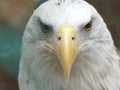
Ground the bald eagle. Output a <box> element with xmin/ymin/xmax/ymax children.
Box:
<box><xmin>18</xmin><ymin>0</ymin><xmax>120</xmax><ymax>90</ymax></box>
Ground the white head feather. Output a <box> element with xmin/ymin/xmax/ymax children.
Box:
<box><xmin>18</xmin><ymin>0</ymin><xmax>120</xmax><ymax>90</ymax></box>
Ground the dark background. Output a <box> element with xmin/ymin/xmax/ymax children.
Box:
<box><xmin>0</xmin><ymin>0</ymin><xmax>120</xmax><ymax>90</ymax></box>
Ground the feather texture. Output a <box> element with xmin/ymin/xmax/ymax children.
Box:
<box><xmin>18</xmin><ymin>0</ymin><xmax>120</xmax><ymax>90</ymax></box>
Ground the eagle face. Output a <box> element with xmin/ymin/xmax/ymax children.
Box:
<box><xmin>18</xmin><ymin>0</ymin><xmax>120</xmax><ymax>90</ymax></box>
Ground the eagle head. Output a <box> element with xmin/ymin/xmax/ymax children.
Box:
<box><xmin>18</xmin><ymin>0</ymin><xmax>120</xmax><ymax>90</ymax></box>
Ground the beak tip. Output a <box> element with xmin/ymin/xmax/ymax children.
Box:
<box><xmin>65</xmin><ymin>75</ymin><xmax>70</xmax><ymax>82</ymax></box>
<box><xmin>64</xmin><ymin>69</ymin><xmax>71</xmax><ymax>82</ymax></box>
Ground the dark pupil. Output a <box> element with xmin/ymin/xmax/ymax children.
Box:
<box><xmin>85</xmin><ymin>22</ymin><xmax>91</xmax><ymax>29</ymax></box>
<box><xmin>43</xmin><ymin>24</ymin><xmax>50</xmax><ymax>31</ymax></box>
<box><xmin>40</xmin><ymin>21</ymin><xmax>51</xmax><ymax>33</ymax></box>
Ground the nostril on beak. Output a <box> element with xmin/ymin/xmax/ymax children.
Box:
<box><xmin>58</xmin><ymin>36</ymin><xmax>75</xmax><ymax>41</ymax></box>
<box><xmin>58</xmin><ymin>36</ymin><xmax>61</xmax><ymax>40</ymax></box>
<box><xmin>72</xmin><ymin>37</ymin><xmax>75</xmax><ymax>40</ymax></box>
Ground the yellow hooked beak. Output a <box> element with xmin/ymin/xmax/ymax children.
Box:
<box><xmin>56</xmin><ymin>25</ymin><xmax>88</xmax><ymax>80</ymax></box>
<box><xmin>43</xmin><ymin>25</ymin><xmax>88</xmax><ymax>81</ymax></box>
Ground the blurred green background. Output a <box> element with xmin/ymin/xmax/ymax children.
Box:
<box><xmin>0</xmin><ymin>0</ymin><xmax>120</xmax><ymax>90</ymax></box>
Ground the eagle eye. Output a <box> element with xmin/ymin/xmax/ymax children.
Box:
<box><xmin>41</xmin><ymin>22</ymin><xmax>52</xmax><ymax>33</ymax></box>
<box><xmin>38</xmin><ymin>19</ymin><xmax>52</xmax><ymax>34</ymax></box>
<box><xmin>83</xmin><ymin>20</ymin><xmax>92</xmax><ymax>31</ymax></box>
